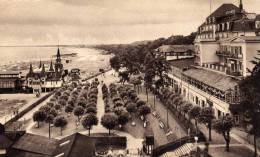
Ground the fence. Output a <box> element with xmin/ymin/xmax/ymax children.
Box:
<box><xmin>4</xmin><ymin>92</ymin><xmax>54</xmax><ymax>127</ymax></box>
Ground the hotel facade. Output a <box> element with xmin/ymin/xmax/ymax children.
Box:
<box><xmin>166</xmin><ymin>1</ymin><xmax>260</xmax><ymax>123</ymax></box>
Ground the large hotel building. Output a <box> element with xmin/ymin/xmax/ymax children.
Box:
<box><xmin>167</xmin><ymin>0</ymin><xmax>260</xmax><ymax>123</ymax></box>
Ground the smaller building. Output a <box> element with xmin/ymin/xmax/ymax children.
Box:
<box><xmin>26</xmin><ymin>48</ymin><xmax>64</xmax><ymax>93</ymax></box>
<box><xmin>0</xmin><ymin>72</ymin><xmax>22</xmax><ymax>93</ymax></box>
<box><xmin>156</xmin><ymin>45</ymin><xmax>194</xmax><ymax>61</ymax></box>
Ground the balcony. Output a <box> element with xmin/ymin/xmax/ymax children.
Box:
<box><xmin>226</xmin><ymin>69</ymin><xmax>243</xmax><ymax>76</ymax></box>
<box><xmin>202</xmin><ymin>63</ymin><xmax>227</xmax><ymax>73</ymax></box>
<box><xmin>202</xmin><ymin>63</ymin><xmax>243</xmax><ymax>77</ymax></box>
<box><xmin>216</xmin><ymin>51</ymin><xmax>243</xmax><ymax>59</ymax></box>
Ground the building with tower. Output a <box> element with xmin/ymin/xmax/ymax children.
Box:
<box><xmin>26</xmin><ymin>47</ymin><xmax>64</xmax><ymax>93</ymax></box>
<box><xmin>166</xmin><ymin>0</ymin><xmax>260</xmax><ymax>123</ymax></box>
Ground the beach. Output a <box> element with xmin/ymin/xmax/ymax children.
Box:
<box><xmin>0</xmin><ymin>47</ymin><xmax>112</xmax><ymax>122</ymax></box>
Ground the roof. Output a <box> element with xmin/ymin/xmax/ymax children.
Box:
<box><xmin>54</xmin><ymin>133</ymin><xmax>95</xmax><ymax>157</ymax></box>
<box><xmin>237</xmin><ymin>36</ymin><xmax>260</xmax><ymax>42</ymax></box>
<box><xmin>169</xmin><ymin>58</ymin><xmax>195</xmax><ymax>69</ymax></box>
<box><xmin>0</xmin><ymin>71</ymin><xmax>20</xmax><ymax>75</ymax></box>
<box><xmin>183</xmin><ymin>67</ymin><xmax>238</xmax><ymax>92</ymax></box>
<box><xmin>157</xmin><ymin>45</ymin><xmax>194</xmax><ymax>53</ymax></box>
<box><xmin>0</xmin><ymin>135</ymin><xmax>13</xmax><ymax>149</ymax></box>
<box><xmin>0</xmin><ymin>131</ymin><xmax>25</xmax><ymax>149</ymax></box>
<box><xmin>7</xmin><ymin>149</ymin><xmax>51</xmax><ymax>157</ymax></box>
<box><xmin>230</xmin><ymin>19</ymin><xmax>256</xmax><ymax>32</ymax></box>
<box><xmin>12</xmin><ymin>133</ymin><xmax>58</xmax><ymax>156</ymax></box>
<box><xmin>208</xmin><ymin>4</ymin><xmax>240</xmax><ymax>18</ymax></box>
<box><xmin>256</xmin><ymin>14</ymin><xmax>260</xmax><ymax>20</ymax></box>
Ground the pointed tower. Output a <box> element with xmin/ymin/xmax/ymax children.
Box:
<box><xmin>55</xmin><ymin>47</ymin><xmax>63</xmax><ymax>72</ymax></box>
<box><xmin>239</xmin><ymin>0</ymin><xmax>243</xmax><ymax>12</ymax></box>
<box><xmin>41</xmin><ymin>64</ymin><xmax>45</xmax><ymax>74</ymax></box>
<box><xmin>39</xmin><ymin>60</ymin><xmax>42</xmax><ymax>69</ymax></box>
<box><xmin>56</xmin><ymin>47</ymin><xmax>61</xmax><ymax>63</ymax></box>
<box><xmin>29</xmin><ymin>63</ymin><xmax>33</xmax><ymax>74</ymax></box>
<box><xmin>49</xmin><ymin>60</ymin><xmax>54</xmax><ymax>72</ymax></box>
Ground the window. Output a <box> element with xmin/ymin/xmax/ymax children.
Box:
<box><xmin>256</xmin><ymin>21</ymin><xmax>260</xmax><ymax>29</ymax></box>
<box><xmin>195</xmin><ymin>96</ymin><xmax>199</xmax><ymax>105</ymax></box>
<box><xmin>201</xmin><ymin>100</ymin><xmax>205</xmax><ymax>108</ymax></box>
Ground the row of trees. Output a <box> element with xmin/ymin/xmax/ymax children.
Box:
<box><xmin>160</xmin><ymin>88</ymin><xmax>234</xmax><ymax>152</ymax></box>
<box><xmin>33</xmin><ymin>80</ymin><xmax>100</xmax><ymax>137</ymax></box>
<box><xmin>100</xmin><ymin>83</ymin><xmax>151</xmax><ymax>135</ymax></box>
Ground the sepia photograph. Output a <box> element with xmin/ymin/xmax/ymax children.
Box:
<box><xmin>0</xmin><ymin>0</ymin><xmax>260</xmax><ymax>156</ymax></box>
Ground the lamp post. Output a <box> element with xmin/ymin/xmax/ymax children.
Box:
<box><xmin>194</xmin><ymin>136</ymin><xmax>199</xmax><ymax>153</ymax></box>
<box><xmin>152</xmin><ymin>84</ymin><xmax>156</xmax><ymax>109</ymax></box>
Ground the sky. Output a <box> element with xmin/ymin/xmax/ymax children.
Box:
<box><xmin>0</xmin><ymin>0</ymin><xmax>259</xmax><ymax>45</ymax></box>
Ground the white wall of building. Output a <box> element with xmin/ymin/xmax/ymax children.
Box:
<box><xmin>198</xmin><ymin>42</ymin><xmax>219</xmax><ymax>64</ymax></box>
<box><xmin>168</xmin><ymin>73</ymin><xmax>230</xmax><ymax>119</ymax></box>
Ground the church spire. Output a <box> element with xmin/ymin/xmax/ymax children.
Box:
<box><xmin>29</xmin><ymin>63</ymin><xmax>33</xmax><ymax>74</ymax></box>
<box><xmin>49</xmin><ymin>60</ymin><xmax>54</xmax><ymax>71</ymax></box>
<box><xmin>41</xmin><ymin>64</ymin><xmax>45</xmax><ymax>73</ymax></box>
<box><xmin>56</xmin><ymin>46</ymin><xmax>61</xmax><ymax>63</ymax></box>
<box><xmin>239</xmin><ymin>0</ymin><xmax>243</xmax><ymax>12</ymax></box>
<box><xmin>39</xmin><ymin>60</ymin><xmax>42</xmax><ymax>69</ymax></box>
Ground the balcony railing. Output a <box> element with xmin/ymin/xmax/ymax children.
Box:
<box><xmin>216</xmin><ymin>51</ymin><xmax>243</xmax><ymax>59</ymax></box>
<box><xmin>202</xmin><ymin>63</ymin><xmax>243</xmax><ymax>77</ymax></box>
<box><xmin>202</xmin><ymin>63</ymin><xmax>227</xmax><ymax>73</ymax></box>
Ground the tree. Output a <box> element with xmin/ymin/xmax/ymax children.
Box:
<box><xmin>65</xmin><ymin>105</ymin><xmax>74</xmax><ymax>115</ymax></box>
<box><xmin>45</xmin><ymin>114</ymin><xmax>54</xmax><ymax>138</ymax></box>
<box><xmin>110</xmin><ymin>55</ymin><xmax>121</xmax><ymax>71</ymax></box>
<box><xmin>49</xmin><ymin>109</ymin><xmax>58</xmax><ymax>117</ymax></box>
<box><xmin>54</xmin><ymin>104</ymin><xmax>61</xmax><ymax>111</ymax></box>
<box><xmin>54</xmin><ymin>116</ymin><xmax>68</xmax><ymax>136</ymax></box>
<box><xmin>73</xmin><ymin>106</ymin><xmax>84</xmax><ymax>121</ymax></box>
<box><xmin>136</xmin><ymin>100</ymin><xmax>146</xmax><ymax>108</ymax></box>
<box><xmin>239</xmin><ymin>52</ymin><xmax>260</xmax><ymax>157</ymax></box>
<box><xmin>81</xmin><ymin>114</ymin><xmax>98</xmax><ymax>136</ymax></box>
<box><xmin>77</xmin><ymin>101</ymin><xmax>87</xmax><ymax>108</ymax></box>
<box><xmin>58</xmin><ymin>99</ymin><xmax>67</xmax><ymax>107</ymax></box>
<box><xmin>213</xmin><ymin>115</ymin><xmax>234</xmax><ymax>152</ymax></box>
<box><xmin>101</xmin><ymin>113</ymin><xmax>118</xmax><ymax>135</ymax></box>
<box><xmin>189</xmin><ymin>106</ymin><xmax>201</xmax><ymax>134</ymax></box>
<box><xmin>33</xmin><ymin>110</ymin><xmax>47</xmax><ymax>128</ymax></box>
<box><xmin>126</xmin><ymin>102</ymin><xmax>137</xmax><ymax>118</ymax></box>
<box><xmin>199</xmin><ymin>107</ymin><xmax>215</xmax><ymax>141</ymax></box>
<box><xmin>138</xmin><ymin>105</ymin><xmax>151</xmax><ymax>120</ymax></box>
<box><xmin>39</xmin><ymin>105</ymin><xmax>51</xmax><ymax>113</ymax></box>
<box><xmin>117</xmin><ymin>111</ymin><xmax>129</xmax><ymax>128</ymax></box>
<box><xmin>118</xmin><ymin>71</ymin><xmax>130</xmax><ymax>84</ymax></box>
<box><xmin>85</xmin><ymin>106</ymin><xmax>97</xmax><ymax>114</ymax></box>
